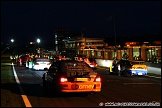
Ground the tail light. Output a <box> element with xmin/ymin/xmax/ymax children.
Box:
<box><xmin>90</xmin><ymin>63</ymin><xmax>93</xmax><ymax>65</ymax></box>
<box><xmin>90</xmin><ymin>62</ymin><xmax>97</xmax><ymax>67</ymax></box>
<box><xmin>95</xmin><ymin>76</ymin><xmax>101</xmax><ymax>82</ymax></box>
<box><xmin>47</xmin><ymin>62</ymin><xmax>51</xmax><ymax>65</ymax></box>
<box><xmin>60</xmin><ymin>77</ymin><xmax>68</xmax><ymax>82</ymax></box>
<box><xmin>35</xmin><ymin>63</ymin><xmax>39</xmax><ymax>65</ymax></box>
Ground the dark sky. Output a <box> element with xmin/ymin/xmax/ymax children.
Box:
<box><xmin>1</xmin><ymin>1</ymin><xmax>161</xmax><ymax>44</ymax></box>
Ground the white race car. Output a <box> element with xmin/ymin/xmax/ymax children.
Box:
<box><xmin>28</xmin><ymin>58</ymin><xmax>51</xmax><ymax>70</ymax></box>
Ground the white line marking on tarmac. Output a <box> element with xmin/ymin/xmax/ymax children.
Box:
<box><xmin>12</xmin><ymin>64</ymin><xmax>32</xmax><ymax>107</ymax></box>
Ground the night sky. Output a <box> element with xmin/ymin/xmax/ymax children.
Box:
<box><xmin>1</xmin><ymin>1</ymin><xmax>161</xmax><ymax>44</ymax></box>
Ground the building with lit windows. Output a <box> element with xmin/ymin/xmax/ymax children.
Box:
<box><xmin>125</xmin><ymin>41</ymin><xmax>161</xmax><ymax>61</ymax></box>
<box><xmin>62</xmin><ymin>37</ymin><xmax>106</xmax><ymax>58</ymax></box>
<box><xmin>62</xmin><ymin>37</ymin><xmax>161</xmax><ymax>62</ymax></box>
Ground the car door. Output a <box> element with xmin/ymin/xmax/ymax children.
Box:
<box><xmin>46</xmin><ymin>63</ymin><xmax>58</xmax><ymax>84</ymax></box>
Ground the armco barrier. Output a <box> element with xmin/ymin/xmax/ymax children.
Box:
<box><xmin>95</xmin><ymin>59</ymin><xmax>161</xmax><ymax>75</ymax></box>
<box><xmin>95</xmin><ymin>59</ymin><xmax>113</xmax><ymax>67</ymax></box>
<box><xmin>145</xmin><ymin>62</ymin><xmax>161</xmax><ymax>68</ymax></box>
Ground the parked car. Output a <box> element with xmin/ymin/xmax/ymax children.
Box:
<box><xmin>130</xmin><ymin>60</ymin><xmax>147</xmax><ymax>76</ymax></box>
<box><xmin>108</xmin><ymin>59</ymin><xmax>132</xmax><ymax>76</ymax></box>
<box><xmin>18</xmin><ymin>54</ymin><xmax>29</xmax><ymax>66</ymax></box>
<box><xmin>28</xmin><ymin>58</ymin><xmax>51</xmax><ymax>70</ymax></box>
<box><xmin>116</xmin><ymin>59</ymin><xmax>133</xmax><ymax>76</ymax></box>
<box><xmin>84</xmin><ymin>58</ymin><xmax>98</xmax><ymax>70</ymax></box>
<box><xmin>42</xmin><ymin>60</ymin><xmax>102</xmax><ymax>96</ymax></box>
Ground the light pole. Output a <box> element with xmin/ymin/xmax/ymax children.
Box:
<box><xmin>113</xmin><ymin>16</ymin><xmax>117</xmax><ymax>59</ymax></box>
<box><xmin>37</xmin><ymin>38</ymin><xmax>40</xmax><ymax>48</ymax></box>
<box><xmin>113</xmin><ymin>17</ymin><xmax>116</xmax><ymax>49</ymax></box>
<box><xmin>10</xmin><ymin>38</ymin><xmax>15</xmax><ymax>63</ymax></box>
<box><xmin>36</xmin><ymin>38</ymin><xmax>41</xmax><ymax>56</ymax></box>
<box><xmin>11</xmin><ymin>39</ymin><xmax>15</xmax><ymax>54</ymax></box>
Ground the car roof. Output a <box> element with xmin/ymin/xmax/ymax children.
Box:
<box><xmin>55</xmin><ymin>60</ymin><xmax>85</xmax><ymax>63</ymax></box>
<box><xmin>35</xmin><ymin>58</ymin><xmax>49</xmax><ymax>61</ymax></box>
<box><xmin>131</xmin><ymin>60</ymin><xmax>145</xmax><ymax>62</ymax></box>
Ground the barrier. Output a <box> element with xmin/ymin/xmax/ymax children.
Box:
<box><xmin>95</xmin><ymin>59</ymin><xmax>161</xmax><ymax>75</ymax></box>
<box><xmin>95</xmin><ymin>59</ymin><xmax>113</xmax><ymax>67</ymax></box>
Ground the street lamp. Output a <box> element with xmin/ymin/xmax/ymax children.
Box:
<box><xmin>10</xmin><ymin>38</ymin><xmax>15</xmax><ymax>50</ymax></box>
<box><xmin>10</xmin><ymin>39</ymin><xmax>15</xmax><ymax>61</ymax></box>
<box><xmin>11</xmin><ymin>39</ymin><xmax>14</xmax><ymax>43</ymax></box>
<box><xmin>37</xmin><ymin>38</ymin><xmax>40</xmax><ymax>48</ymax></box>
<box><xmin>113</xmin><ymin>17</ymin><xmax>116</xmax><ymax>49</ymax></box>
<box><xmin>36</xmin><ymin>38</ymin><xmax>41</xmax><ymax>56</ymax></box>
<box><xmin>11</xmin><ymin>38</ymin><xmax>14</xmax><ymax>51</ymax></box>
<box><xmin>113</xmin><ymin>16</ymin><xmax>117</xmax><ymax>59</ymax></box>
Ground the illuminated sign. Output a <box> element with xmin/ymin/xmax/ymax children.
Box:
<box><xmin>125</xmin><ymin>42</ymin><xmax>137</xmax><ymax>45</ymax></box>
<box><xmin>154</xmin><ymin>41</ymin><xmax>161</xmax><ymax>44</ymax></box>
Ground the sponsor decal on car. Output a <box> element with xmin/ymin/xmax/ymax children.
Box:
<box><xmin>78</xmin><ymin>84</ymin><xmax>94</xmax><ymax>90</ymax></box>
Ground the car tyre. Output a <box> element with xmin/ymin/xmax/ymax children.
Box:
<box><xmin>43</xmin><ymin>78</ymin><xmax>47</xmax><ymax>90</ymax></box>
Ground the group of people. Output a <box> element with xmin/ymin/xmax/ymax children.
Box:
<box><xmin>112</xmin><ymin>57</ymin><xmax>132</xmax><ymax>76</ymax></box>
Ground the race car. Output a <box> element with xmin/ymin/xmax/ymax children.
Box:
<box><xmin>28</xmin><ymin>58</ymin><xmax>51</xmax><ymax>70</ymax></box>
<box><xmin>83</xmin><ymin>58</ymin><xmax>98</xmax><ymax>70</ymax></box>
<box><xmin>108</xmin><ymin>59</ymin><xmax>133</xmax><ymax>76</ymax></box>
<box><xmin>42</xmin><ymin>60</ymin><xmax>102</xmax><ymax>96</ymax></box>
<box><xmin>18</xmin><ymin>54</ymin><xmax>30</xmax><ymax>66</ymax></box>
<box><xmin>129</xmin><ymin>60</ymin><xmax>147</xmax><ymax>76</ymax></box>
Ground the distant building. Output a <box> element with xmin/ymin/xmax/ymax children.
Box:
<box><xmin>125</xmin><ymin>41</ymin><xmax>161</xmax><ymax>61</ymax></box>
<box><xmin>54</xmin><ymin>28</ymin><xmax>73</xmax><ymax>54</ymax></box>
<box><xmin>54</xmin><ymin>28</ymin><xmax>84</xmax><ymax>55</ymax></box>
<box><xmin>62</xmin><ymin>37</ymin><xmax>106</xmax><ymax>58</ymax></box>
<box><xmin>62</xmin><ymin>37</ymin><xmax>161</xmax><ymax>61</ymax></box>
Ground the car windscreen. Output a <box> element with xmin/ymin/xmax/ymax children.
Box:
<box><xmin>36</xmin><ymin>59</ymin><xmax>49</xmax><ymax>62</ymax></box>
<box><xmin>62</xmin><ymin>62</ymin><xmax>94</xmax><ymax>77</ymax></box>
<box><xmin>88</xmin><ymin>58</ymin><xmax>95</xmax><ymax>62</ymax></box>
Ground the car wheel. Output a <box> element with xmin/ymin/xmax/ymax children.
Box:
<box><xmin>125</xmin><ymin>71</ymin><xmax>129</xmax><ymax>77</ymax></box>
<box><xmin>43</xmin><ymin>79</ymin><xmax>50</xmax><ymax>96</ymax></box>
<box><xmin>117</xmin><ymin>70</ymin><xmax>121</xmax><ymax>76</ymax></box>
<box><xmin>43</xmin><ymin>79</ymin><xmax>47</xmax><ymax>90</ymax></box>
<box><xmin>123</xmin><ymin>70</ymin><xmax>128</xmax><ymax>77</ymax></box>
<box><xmin>107</xmin><ymin>67</ymin><xmax>110</xmax><ymax>74</ymax></box>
